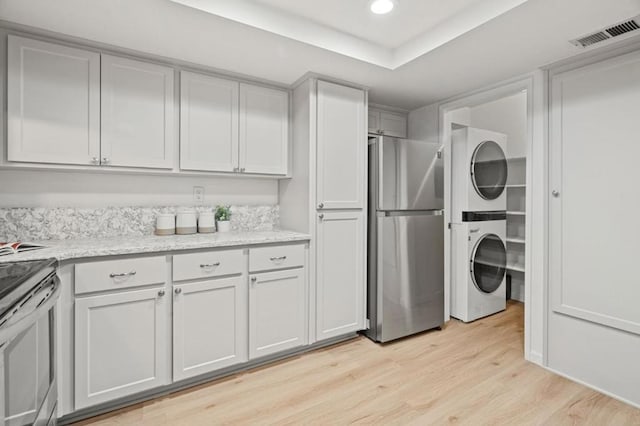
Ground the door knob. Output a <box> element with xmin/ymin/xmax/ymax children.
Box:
<box><xmin>552</xmin><ymin>190</ymin><xmax>560</xmax><ymax>198</ymax></box>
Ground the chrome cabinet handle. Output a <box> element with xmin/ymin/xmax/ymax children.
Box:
<box><xmin>251</xmin><ymin>277</ymin><xmax>257</xmax><ymax>283</ymax></box>
<box><xmin>91</xmin><ymin>157</ymin><xmax>99</xmax><ymax>165</ymax></box>
<box><xmin>102</xmin><ymin>157</ymin><xmax>110</xmax><ymax>164</ymax></box>
<box><xmin>318</xmin><ymin>203</ymin><xmax>324</xmax><ymax>209</ymax></box>
<box><xmin>470</xmin><ymin>228</ymin><xmax>480</xmax><ymax>233</ymax></box>
<box><xmin>158</xmin><ymin>290</ymin><xmax>165</xmax><ymax>297</ymax></box>
<box><xmin>110</xmin><ymin>271</ymin><xmax>136</xmax><ymax>278</ymax></box>
<box><xmin>240</xmin><ymin>167</ymin><xmax>245</xmax><ymax>172</ymax></box>
<box><xmin>233</xmin><ymin>167</ymin><xmax>238</xmax><ymax>172</ymax></box>
<box><xmin>174</xmin><ymin>288</ymin><xmax>182</xmax><ymax>294</ymax></box>
<box><xmin>552</xmin><ymin>190</ymin><xmax>560</xmax><ymax>197</ymax></box>
<box><xmin>200</xmin><ymin>262</ymin><xmax>221</xmax><ymax>268</ymax></box>
<box><xmin>319</xmin><ymin>213</ymin><xmax>324</xmax><ymax>220</ymax></box>
<box><xmin>270</xmin><ymin>256</ymin><xmax>287</xmax><ymax>262</ymax></box>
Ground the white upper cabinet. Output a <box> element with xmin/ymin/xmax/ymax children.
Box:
<box><xmin>101</xmin><ymin>54</ymin><xmax>174</xmax><ymax>169</ymax></box>
<box><xmin>239</xmin><ymin>83</ymin><xmax>289</xmax><ymax>175</ymax></box>
<box><xmin>7</xmin><ymin>35</ymin><xmax>100</xmax><ymax>165</ymax></box>
<box><xmin>316</xmin><ymin>81</ymin><xmax>366</xmax><ymax>209</ymax></box>
<box><xmin>379</xmin><ymin>111</ymin><xmax>407</xmax><ymax>138</ymax></box>
<box><xmin>368</xmin><ymin>108</ymin><xmax>407</xmax><ymax>138</ymax></box>
<box><xmin>180</xmin><ymin>71</ymin><xmax>239</xmax><ymax>172</ymax></box>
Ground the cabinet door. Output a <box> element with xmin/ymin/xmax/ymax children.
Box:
<box><xmin>239</xmin><ymin>83</ymin><xmax>289</xmax><ymax>175</ymax></box>
<box><xmin>316</xmin><ymin>81</ymin><xmax>365</xmax><ymax>209</ymax></box>
<box><xmin>3</xmin><ymin>315</ymin><xmax>50</xmax><ymax>426</ymax></box>
<box><xmin>368</xmin><ymin>109</ymin><xmax>381</xmax><ymax>134</ymax></box>
<box><xmin>7</xmin><ymin>35</ymin><xmax>100</xmax><ymax>165</ymax></box>
<box><xmin>249</xmin><ymin>269</ymin><xmax>306</xmax><ymax>359</ymax></box>
<box><xmin>316</xmin><ymin>211</ymin><xmax>365</xmax><ymax>340</ymax></box>
<box><xmin>180</xmin><ymin>71</ymin><xmax>239</xmax><ymax>172</ymax></box>
<box><xmin>75</xmin><ymin>287</ymin><xmax>169</xmax><ymax>409</ymax></box>
<box><xmin>380</xmin><ymin>111</ymin><xmax>407</xmax><ymax>138</ymax></box>
<box><xmin>101</xmin><ymin>55</ymin><xmax>174</xmax><ymax>169</ymax></box>
<box><xmin>173</xmin><ymin>276</ymin><xmax>247</xmax><ymax>381</ymax></box>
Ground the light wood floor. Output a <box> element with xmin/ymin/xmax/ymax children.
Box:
<box><xmin>75</xmin><ymin>302</ymin><xmax>639</xmax><ymax>425</ymax></box>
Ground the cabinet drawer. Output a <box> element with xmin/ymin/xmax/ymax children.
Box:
<box><xmin>75</xmin><ymin>256</ymin><xmax>166</xmax><ymax>295</ymax></box>
<box><xmin>249</xmin><ymin>244</ymin><xmax>305</xmax><ymax>272</ymax></box>
<box><xmin>173</xmin><ymin>249</ymin><xmax>244</xmax><ymax>282</ymax></box>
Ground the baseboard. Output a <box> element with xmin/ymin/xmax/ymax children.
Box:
<box><xmin>544</xmin><ymin>366</ymin><xmax>640</xmax><ymax>410</ymax></box>
<box><xmin>525</xmin><ymin>350</ymin><xmax>543</xmax><ymax>365</ymax></box>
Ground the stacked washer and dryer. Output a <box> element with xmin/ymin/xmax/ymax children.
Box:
<box><xmin>451</xmin><ymin>127</ymin><xmax>509</xmax><ymax>322</ymax></box>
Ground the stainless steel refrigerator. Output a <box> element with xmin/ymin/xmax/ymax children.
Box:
<box><xmin>366</xmin><ymin>135</ymin><xmax>445</xmax><ymax>342</ymax></box>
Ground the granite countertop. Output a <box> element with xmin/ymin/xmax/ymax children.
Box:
<box><xmin>0</xmin><ymin>230</ymin><xmax>310</xmax><ymax>264</ymax></box>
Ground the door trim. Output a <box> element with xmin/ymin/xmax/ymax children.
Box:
<box><xmin>438</xmin><ymin>72</ymin><xmax>543</xmax><ymax>365</ymax></box>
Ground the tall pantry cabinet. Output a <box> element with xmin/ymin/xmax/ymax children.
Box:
<box><xmin>279</xmin><ymin>78</ymin><xmax>367</xmax><ymax>344</ymax></box>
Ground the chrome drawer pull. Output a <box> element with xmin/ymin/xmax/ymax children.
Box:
<box><xmin>200</xmin><ymin>262</ymin><xmax>221</xmax><ymax>268</ymax></box>
<box><xmin>270</xmin><ymin>256</ymin><xmax>287</xmax><ymax>262</ymax></box>
<box><xmin>109</xmin><ymin>271</ymin><xmax>137</xmax><ymax>278</ymax></box>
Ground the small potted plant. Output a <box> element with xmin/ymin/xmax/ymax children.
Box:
<box><xmin>215</xmin><ymin>205</ymin><xmax>232</xmax><ymax>233</ymax></box>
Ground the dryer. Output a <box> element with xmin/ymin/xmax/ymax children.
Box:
<box><xmin>451</xmin><ymin>212</ymin><xmax>507</xmax><ymax>322</ymax></box>
<box><xmin>451</xmin><ymin>127</ymin><xmax>508</xmax><ymax>221</ymax></box>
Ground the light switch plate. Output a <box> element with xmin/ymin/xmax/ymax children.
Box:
<box><xmin>193</xmin><ymin>186</ymin><xmax>204</xmax><ymax>203</ymax></box>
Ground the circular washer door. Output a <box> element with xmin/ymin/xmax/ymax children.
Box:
<box><xmin>470</xmin><ymin>140</ymin><xmax>508</xmax><ymax>200</ymax></box>
<box><xmin>470</xmin><ymin>233</ymin><xmax>506</xmax><ymax>294</ymax></box>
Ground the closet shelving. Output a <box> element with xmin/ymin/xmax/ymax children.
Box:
<box><xmin>506</xmin><ymin>156</ymin><xmax>526</xmax><ymax>302</ymax></box>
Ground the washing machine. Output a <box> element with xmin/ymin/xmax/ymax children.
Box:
<box><xmin>451</xmin><ymin>127</ymin><xmax>508</xmax><ymax>221</ymax></box>
<box><xmin>451</xmin><ymin>212</ymin><xmax>507</xmax><ymax>322</ymax></box>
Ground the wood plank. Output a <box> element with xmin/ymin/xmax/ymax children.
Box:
<box><xmin>73</xmin><ymin>302</ymin><xmax>639</xmax><ymax>425</ymax></box>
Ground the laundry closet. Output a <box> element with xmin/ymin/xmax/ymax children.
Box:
<box><xmin>449</xmin><ymin>91</ymin><xmax>528</xmax><ymax>322</ymax></box>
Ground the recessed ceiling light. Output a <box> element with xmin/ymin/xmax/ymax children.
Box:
<box><xmin>370</xmin><ymin>0</ymin><xmax>394</xmax><ymax>15</ymax></box>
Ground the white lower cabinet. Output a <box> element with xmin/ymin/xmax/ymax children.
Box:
<box><xmin>316</xmin><ymin>211</ymin><xmax>365</xmax><ymax>341</ymax></box>
<box><xmin>173</xmin><ymin>276</ymin><xmax>247</xmax><ymax>381</ymax></box>
<box><xmin>69</xmin><ymin>243</ymin><xmax>309</xmax><ymax>414</ymax></box>
<box><xmin>74</xmin><ymin>287</ymin><xmax>169</xmax><ymax>410</ymax></box>
<box><xmin>249</xmin><ymin>268</ymin><xmax>306</xmax><ymax>359</ymax></box>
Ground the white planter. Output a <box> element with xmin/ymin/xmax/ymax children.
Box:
<box><xmin>216</xmin><ymin>220</ymin><xmax>231</xmax><ymax>233</ymax></box>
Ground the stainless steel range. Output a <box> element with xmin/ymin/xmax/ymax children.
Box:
<box><xmin>0</xmin><ymin>258</ymin><xmax>60</xmax><ymax>426</ymax></box>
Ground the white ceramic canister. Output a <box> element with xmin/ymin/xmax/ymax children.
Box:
<box><xmin>216</xmin><ymin>220</ymin><xmax>231</xmax><ymax>233</ymax></box>
<box><xmin>155</xmin><ymin>213</ymin><xmax>175</xmax><ymax>236</ymax></box>
<box><xmin>198</xmin><ymin>212</ymin><xmax>215</xmax><ymax>233</ymax></box>
<box><xmin>176</xmin><ymin>209</ymin><xmax>197</xmax><ymax>235</ymax></box>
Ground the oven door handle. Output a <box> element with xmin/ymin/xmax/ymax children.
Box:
<box><xmin>0</xmin><ymin>275</ymin><xmax>61</xmax><ymax>345</ymax></box>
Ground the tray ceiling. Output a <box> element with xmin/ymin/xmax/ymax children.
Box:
<box><xmin>169</xmin><ymin>0</ymin><xmax>529</xmax><ymax>68</ymax></box>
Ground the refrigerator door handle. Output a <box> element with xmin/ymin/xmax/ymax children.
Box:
<box><xmin>378</xmin><ymin>210</ymin><xmax>443</xmax><ymax>217</ymax></box>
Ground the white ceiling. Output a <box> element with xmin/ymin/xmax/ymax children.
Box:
<box><xmin>169</xmin><ymin>0</ymin><xmax>529</xmax><ymax>68</ymax></box>
<box><xmin>0</xmin><ymin>0</ymin><xmax>639</xmax><ymax>110</ymax></box>
<box><xmin>253</xmin><ymin>0</ymin><xmax>481</xmax><ymax>49</ymax></box>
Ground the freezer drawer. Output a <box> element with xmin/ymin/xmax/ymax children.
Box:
<box><xmin>370</xmin><ymin>212</ymin><xmax>444</xmax><ymax>342</ymax></box>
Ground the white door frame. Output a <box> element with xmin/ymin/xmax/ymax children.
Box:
<box><xmin>438</xmin><ymin>71</ymin><xmax>546</xmax><ymax>364</ymax></box>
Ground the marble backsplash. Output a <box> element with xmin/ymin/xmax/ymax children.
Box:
<box><xmin>0</xmin><ymin>205</ymin><xmax>279</xmax><ymax>241</ymax></box>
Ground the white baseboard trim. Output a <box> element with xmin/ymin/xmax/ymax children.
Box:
<box><xmin>544</xmin><ymin>365</ymin><xmax>640</xmax><ymax>410</ymax></box>
<box><xmin>525</xmin><ymin>350</ymin><xmax>543</xmax><ymax>365</ymax></box>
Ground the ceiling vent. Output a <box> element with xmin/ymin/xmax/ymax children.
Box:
<box><xmin>571</xmin><ymin>17</ymin><xmax>640</xmax><ymax>48</ymax></box>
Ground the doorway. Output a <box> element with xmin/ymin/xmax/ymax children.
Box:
<box><xmin>438</xmin><ymin>74</ymin><xmax>543</xmax><ymax>364</ymax></box>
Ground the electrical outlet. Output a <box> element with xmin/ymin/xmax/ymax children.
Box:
<box><xmin>193</xmin><ymin>186</ymin><xmax>204</xmax><ymax>203</ymax></box>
